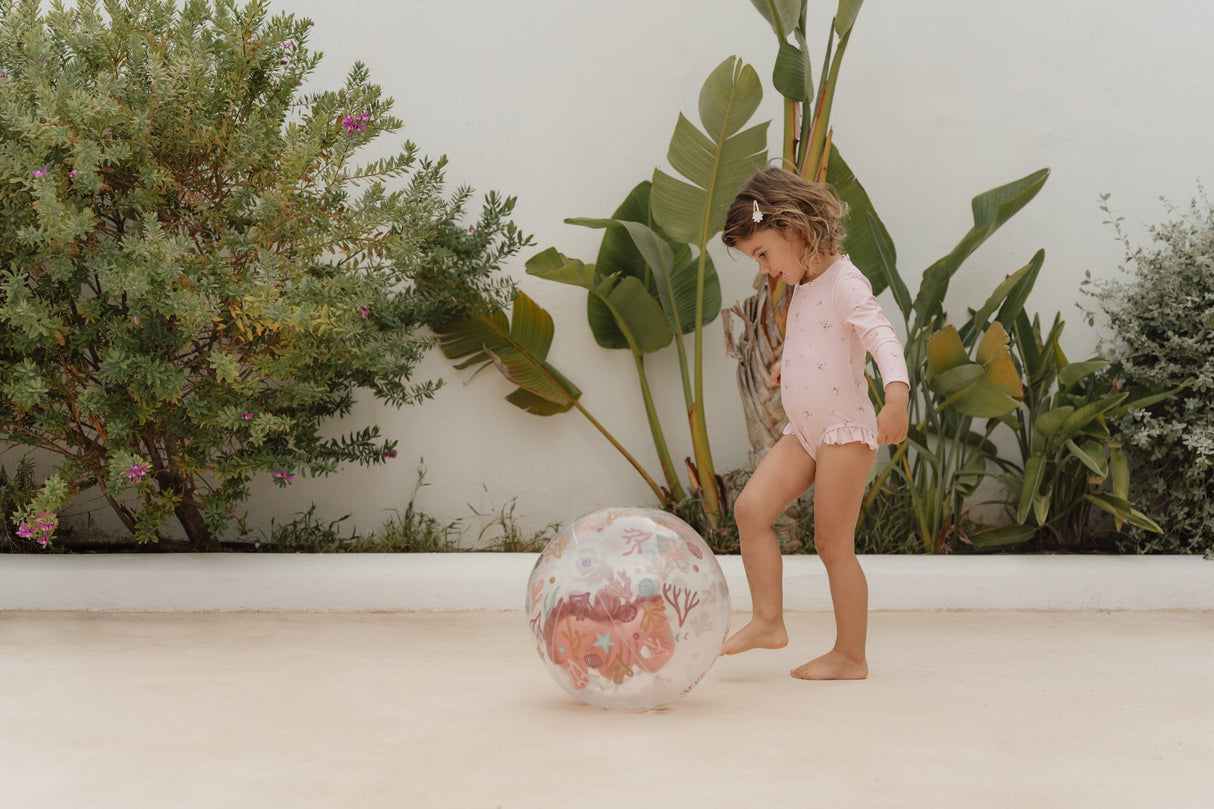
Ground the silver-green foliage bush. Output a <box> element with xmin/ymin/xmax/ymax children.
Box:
<box><xmin>0</xmin><ymin>0</ymin><xmax>528</xmax><ymax>549</ymax></box>
<box><xmin>1085</xmin><ymin>190</ymin><xmax>1214</xmax><ymax>554</ymax></box>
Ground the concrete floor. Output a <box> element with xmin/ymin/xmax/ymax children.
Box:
<box><xmin>2</xmin><ymin>609</ymin><xmax>1212</xmax><ymax>809</ymax></box>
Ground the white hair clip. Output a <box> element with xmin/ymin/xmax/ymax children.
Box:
<box><xmin>752</xmin><ymin>199</ymin><xmax>764</xmax><ymax>224</ymax></box>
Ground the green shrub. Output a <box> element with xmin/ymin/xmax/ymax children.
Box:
<box><xmin>0</xmin><ymin>0</ymin><xmax>528</xmax><ymax>549</ymax></box>
<box><xmin>1084</xmin><ymin>190</ymin><xmax>1214</xmax><ymax>554</ymax></box>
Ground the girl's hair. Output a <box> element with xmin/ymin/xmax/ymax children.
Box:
<box><xmin>722</xmin><ymin>167</ymin><xmax>849</xmax><ymax>259</ymax></box>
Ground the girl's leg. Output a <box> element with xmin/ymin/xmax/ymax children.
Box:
<box><xmin>721</xmin><ymin>434</ymin><xmax>816</xmax><ymax>656</ymax></box>
<box><xmin>791</xmin><ymin>441</ymin><xmax>877</xmax><ymax>680</ymax></box>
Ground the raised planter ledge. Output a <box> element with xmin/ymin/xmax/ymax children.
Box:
<box><xmin>1</xmin><ymin>553</ymin><xmax>1211</xmax><ymax>613</ymax></box>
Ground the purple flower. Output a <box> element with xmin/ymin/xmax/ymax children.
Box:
<box><xmin>241</xmin><ymin>412</ymin><xmax>254</xmax><ymax>420</ymax></box>
<box><xmin>125</xmin><ymin>461</ymin><xmax>150</xmax><ymax>483</ymax></box>
<box><xmin>382</xmin><ymin>448</ymin><xmax>397</xmax><ymax>460</ymax></box>
<box><xmin>469</xmin><ymin>226</ymin><xmax>476</xmax><ymax>234</ymax></box>
<box><xmin>18</xmin><ymin>510</ymin><xmax>58</xmax><ymax>546</ymax></box>
<box><xmin>283</xmin><ymin>41</ymin><xmax>294</xmax><ymax>50</ymax></box>
<box><xmin>273</xmin><ymin>469</ymin><xmax>294</xmax><ymax>484</ymax></box>
<box><xmin>33</xmin><ymin>166</ymin><xmax>47</xmax><ymax>179</ymax></box>
<box><xmin>69</xmin><ymin>170</ymin><xmax>78</xmax><ymax>178</ymax></box>
<box><xmin>357</xmin><ymin>304</ymin><xmax>370</xmax><ymax>319</ymax></box>
<box><xmin>0</xmin><ymin>71</ymin><xmax>7</xmax><ymax>79</ymax></box>
<box><xmin>342</xmin><ymin>113</ymin><xmax>371</xmax><ymax>136</ymax></box>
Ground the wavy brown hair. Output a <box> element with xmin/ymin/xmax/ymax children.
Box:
<box><xmin>722</xmin><ymin>167</ymin><xmax>849</xmax><ymax>262</ymax></box>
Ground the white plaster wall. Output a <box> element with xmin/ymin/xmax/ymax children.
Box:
<box><xmin>43</xmin><ymin>1</ymin><xmax>1214</xmax><ymax>541</ymax></box>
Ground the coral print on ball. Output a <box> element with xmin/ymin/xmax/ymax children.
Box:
<box><xmin>527</xmin><ymin>507</ymin><xmax>732</xmax><ymax>710</ymax></box>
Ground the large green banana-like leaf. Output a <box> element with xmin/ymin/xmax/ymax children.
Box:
<box><xmin>914</xmin><ymin>168</ymin><xmax>1050</xmax><ymax>328</ymax></box>
<box><xmin>750</xmin><ymin>0</ymin><xmax>802</xmax><ymax>37</ymax></box>
<box><xmin>773</xmin><ymin>38</ymin><xmax>812</xmax><ymax>103</ymax></box>
<box><xmin>568</xmin><ymin>217</ymin><xmax>721</xmax><ymax>340</ymax></box>
<box><xmin>524</xmin><ymin>247</ymin><xmax>672</xmax><ymax>355</ymax></box>
<box><xmin>926</xmin><ymin>323</ymin><xmax>1023</xmax><ymax>418</ymax></box>
<box><xmin>432</xmin><ymin>291</ymin><xmax>581</xmax><ymax>416</ymax></box>
<box><xmin>827</xmin><ymin>143</ymin><xmax>896</xmax><ymax>300</ymax></box>
<box><xmin>651</xmin><ymin>56</ymin><xmax>768</xmax><ymax>246</ymax></box>
<box><xmin>834</xmin><ymin>0</ymin><xmax>865</xmax><ymax>36</ymax></box>
<box><xmin>587</xmin><ymin>182</ymin><xmax>697</xmax><ymax>347</ymax></box>
<box><xmin>1084</xmin><ymin>493</ymin><xmax>1163</xmax><ymax>533</ymax></box>
<box><xmin>961</xmin><ymin>249</ymin><xmax>1045</xmax><ymax>344</ymax></box>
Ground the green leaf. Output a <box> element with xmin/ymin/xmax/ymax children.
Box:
<box><xmin>1065</xmin><ymin>438</ymin><xmax>1108</xmax><ymax>478</ymax></box>
<box><xmin>749</xmin><ymin>0</ymin><xmax>803</xmax><ymax>40</ymax></box>
<box><xmin>826</xmin><ymin>144</ymin><xmax>897</xmax><ymax>299</ymax></box>
<box><xmin>432</xmin><ymin>292</ymin><xmax>581</xmax><ymax>416</ymax></box>
<box><xmin>652</xmin><ymin>57</ymin><xmax>768</xmax><ymax>246</ymax></box>
<box><xmin>1083</xmin><ymin>493</ymin><xmax>1163</xmax><ymax>533</ymax></box>
<box><xmin>969</xmin><ymin>524</ymin><xmax>1038</xmax><ymax>548</ymax></box>
<box><xmin>1058</xmin><ymin>359</ymin><xmax>1107</xmax><ymax>389</ymax></box>
<box><xmin>954</xmin><ymin>450</ymin><xmax>987</xmax><ymax>498</ymax></box>
<box><xmin>964</xmin><ymin>250</ymin><xmax>1044</xmax><ymax>341</ymax></box>
<box><xmin>1033</xmin><ymin>482</ymin><xmax>1052</xmax><ymax>526</ymax></box>
<box><xmin>1034</xmin><ymin>406</ymin><xmax>1074</xmax><ymax>440</ymax></box>
<box><xmin>914</xmin><ymin>169</ymin><xmax>1050</xmax><ymax>328</ymax></box>
<box><xmin>928</xmin><ymin>365</ymin><xmax>985</xmax><ymax>397</ymax></box>
<box><xmin>524</xmin><ymin>247</ymin><xmax>595</xmax><ymax>287</ymax></box>
<box><xmin>834</xmin><ymin>0</ymin><xmax>865</xmax><ymax>36</ymax></box>
<box><xmin>1109</xmin><ymin>443</ymin><xmax>1130</xmax><ymax>501</ymax></box>
<box><xmin>865</xmin><ymin>213</ymin><xmax>909</xmax><ymax>317</ymax></box>
<box><xmin>947</xmin><ymin>378</ymin><xmax>1023</xmax><ymax>419</ymax></box>
<box><xmin>567</xmin><ymin>217</ymin><xmax>706</xmax><ymax>348</ymax></box>
<box><xmin>773</xmin><ymin>40</ymin><xmax>811</xmax><ymax>102</ymax></box>
<box><xmin>1017</xmin><ymin>452</ymin><xmax>1045</xmax><ymax>524</ymax></box>
<box><xmin>1056</xmin><ymin>393</ymin><xmax>1129</xmax><ymax>443</ymax></box>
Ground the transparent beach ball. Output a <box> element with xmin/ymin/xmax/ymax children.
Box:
<box><xmin>526</xmin><ymin>507</ymin><xmax>732</xmax><ymax>710</ymax></box>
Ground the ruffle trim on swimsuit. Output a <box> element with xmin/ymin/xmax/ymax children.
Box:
<box><xmin>820</xmin><ymin>424</ymin><xmax>878</xmax><ymax>451</ymax></box>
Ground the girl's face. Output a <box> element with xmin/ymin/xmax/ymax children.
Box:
<box><xmin>735</xmin><ymin>228</ymin><xmax>809</xmax><ymax>285</ymax></box>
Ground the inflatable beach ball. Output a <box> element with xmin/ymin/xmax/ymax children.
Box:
<box><xmin>526</xmin><ymin>507</ymin><xmax>732</xmax><ymax>710</ymax></box>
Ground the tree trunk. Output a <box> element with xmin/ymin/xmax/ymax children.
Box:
<box><xmin>722</xmin><ymin>275</ymin><xmax>805</xmax><ymax>550</ymax></box>
<box><xmin>155</xmin><ymin>469</ymin><xmax>219</xmax><ymax>551</ymax></box>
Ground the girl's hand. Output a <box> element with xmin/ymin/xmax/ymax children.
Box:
<box><xmin>876</xmin><ymin>382</ymin><xmax>910</xmax><ymax>445</ymax></box>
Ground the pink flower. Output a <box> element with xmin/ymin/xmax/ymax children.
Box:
<box><xmin>125</xmin><ymin>461</ymin><xmax>150</xmax><ymax>483</ymax></box>
<box><xmin>382</xmin><ymin>448</ymin><xmax>397</xmax><ymax>460</ymax></box>
<box><xmin>69</xmin><ymin>170</ymin><xmax>78</xmax><ymax>178</ymax></box>
<box><xmin>342</xmin><ymin>113</ymin><xmax>371</xmax><ymax>136</ymax></box>
<box><xmin>18</xmin><ymin>510</ymin><xmax>58</xmax><ymax>546</ymax></box>
<box><xmin>273</xmin><ymin>469</ymin><xmax>294</xmax><ymax>484</ymax></box>
<box><xmin>357</xmin><ymin>304</ymin><xmax>370</xmax><ymax>319</ymax></box>
<box><xmin>132</xmin><ymin>315</ymin><xmax>140</xmax><ymax>324</ymax></box>
<box><xmin>241</xmin><ymin>412</ymin><xmax>254</xmax><ymax>420</ymax></box>
<box><xmin>33</xmin><ymin>167</ymin><xmax>47</xmax><ymax>179</ymax></box>
<box><xmin>0</xmin><ymin>71</ymin><xmax>7</xmax><ymax>79</ymax></box>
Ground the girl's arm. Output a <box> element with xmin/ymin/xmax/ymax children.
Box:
<box><xmin>877</xmin><ymin>381</ymin><xmax>910</xmax><ymax>446</ymax></box>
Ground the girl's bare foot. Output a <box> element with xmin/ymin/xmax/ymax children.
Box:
<box><xmin>790</xmin><ymin>650</ymin><xmax>867</xmax><ymax>680</ymax></box>
<box><xmin>720</xmin><ymin>619</ymin><xmax>788</xmax><ymax>655</ymax></box>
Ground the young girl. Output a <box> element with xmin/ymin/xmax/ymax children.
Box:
<box><xmin>720</xmin><ymin>168</ymin><xmax>909</xmax><ymax>680</ymax></box>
